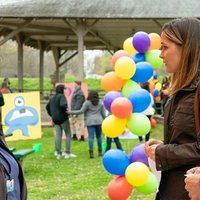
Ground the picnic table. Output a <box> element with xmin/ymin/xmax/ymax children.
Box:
<box><xmin>13</xmin><ymin>148</ymin><xmax>35</xmax><ymax>167</ymax></box>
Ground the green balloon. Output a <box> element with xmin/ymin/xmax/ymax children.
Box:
<box><xmin>122</xmin><ymin>80</ymin><xmax>141</xmax><ymax>98</ymax></box>
<box><xmin>127</xmin><ymin>113</ymin><xmax>151</xmax><ymax>136</ymax></box>
<box><xmin>135</xmin><ymin>172</ymin><xmax>158</xmax><ymax>195</ymax></box>
<box><xmin>145</xmin><ymin>50</ymin><xmax>163</xmax><ymax>69</ymax></box>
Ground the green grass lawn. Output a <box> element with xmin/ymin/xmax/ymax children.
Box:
<box><xmin>6</xmin><ymin>123</ymin><xmax>163</xmax><ymax>200</ymax></box>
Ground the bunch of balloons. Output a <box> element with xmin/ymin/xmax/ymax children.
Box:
<box><xmin>101</xmin><ymin>31</ymin><xmax>163</xmax><ymax>139</ymax></box>
<box><xmin>101</xmin><ymin>31</ymin><xmax>163</xmax><ymax>199</ymax></box>
<box><xmin>103</xmin><ymin>144</ymin><xmax>159</xmax><ymax>199</ymax></box>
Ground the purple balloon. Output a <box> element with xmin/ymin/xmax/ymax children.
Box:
<box><xmin>132</xmin><ymin>32</ymin><xmax>150</xmax><ymax>53</ymax></box>
<box><xmin>103</xmin><ymin>91</ymin><xmax>122</xmax><ymax>112</ymax></box>
<box><xmin>129</xmin><ymin>143</ymin><xmax>149</xmax><ymax>166</ymax></box>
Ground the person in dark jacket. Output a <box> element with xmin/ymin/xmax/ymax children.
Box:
<box><xmin>145</xmin><ymin>18</ymin><xmax>200</xmax><ymax>200</ymax></box>
<box><xmin>0</xmin><ymin>91</ymin><xmax>27</xmax><ymax>199</ymax></box>
<box><xmin>70</xmin><ymin>81</ymin><xmax>85</xmax><ymax>141</ymax></box>
<box><xmin>46</xmin><ymin>84</ymin><xmax>76</xmax><ymax>159</ymax></box>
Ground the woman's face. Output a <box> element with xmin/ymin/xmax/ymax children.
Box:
<box><xmin>160</xmin><ymin>32</ymin><xmax>182</xmax><ymax>73</ymax></box>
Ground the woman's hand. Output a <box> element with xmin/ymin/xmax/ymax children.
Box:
<box><xmin>186</xmin><ymin>167</ymin><xmax>200</xmax><ymax>175</ymax></box>
<box><xmin>185</xmin><ymin>172</ymin><xmax>200</xmax><ymax>200</ymax></box>
<box><xmin>144</xmin><ymin>139</ymin><xmax>163</xmax><ymax>161</ymax></box>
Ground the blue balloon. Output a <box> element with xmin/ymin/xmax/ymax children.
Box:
<box><xmin>153</xmin><ymin>74</ymin><xmax>158</xmax><ymax>79</ymax></box>
<box><xmin>128</xmin><ymin>89</ymin><xmax>151</xmax><ymax>112</ymax></box>
<box><xmin>131</xmin><ymin>62</ymin><xmax>154</xmax><ymax>83</ymax></box>
<box><xmin>153</xmin><ymin>88</ymin><xmax>159</xmax><ymax>97</ymax></box>
<box><xmin>102</xmin><ymin>149</ymin><xmax>130</xmax><ymax>175</ymax></box>
<box><xmin>132</xmin><ymin>53</ymin><xmax>145</xmax><ymax>63</ymax></box>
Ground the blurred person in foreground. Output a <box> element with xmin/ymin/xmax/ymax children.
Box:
<box><xmin>0</xmin><ymin>90</ymin><xmax>27</xmax><ymax>199</ymax></box>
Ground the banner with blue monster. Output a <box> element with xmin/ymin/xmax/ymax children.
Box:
<box><xmin>2</xmin><ymin>92</ymin><xmax>42</xmax><ymax>141</ymax></box>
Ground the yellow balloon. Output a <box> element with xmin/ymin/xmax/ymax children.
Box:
<box><xmin>123</xmin><ymin>37</ymin><xmax>137</xmax><ymax>55</ymax></box>
<box><xmin>115</xmin><ymin>57</ymin><xmax>136</xmax><ymax>80</ymax></box>
<box><xmin>125</xmin><ymin>162</ymin><xmax>150</xmax><ymax>187</ymax></box>
<box><xmin>155</xmin><ymin>82</ymin><xmax>162</xmax><ymax>91</ymax></box>
<box><xmin>148</xmin><ymin>33</ymin><xmax>161</xmax><ymax>50</ymax></box>
<box><xmin>102</xmin><ymin>115</ymin><xmax>127</xmax><ymax>138</ymax></box>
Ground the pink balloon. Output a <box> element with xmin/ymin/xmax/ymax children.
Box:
<box><xmin>111</xmin><ymin>50</ymin><xmax>131</xmax><ymax>69</ymax></box>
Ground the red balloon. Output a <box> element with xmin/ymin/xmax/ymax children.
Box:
<box><xmin>150</xmin><ymin>118</ymin><xmax>157</xmax><ymax>128</ymax></box>
<box><xmin>108</xmin><ymin>176</ymin><xmax>133</xmax><ymax>200</ymax></box>
<box><xmin>111</xmin><ymin>97</ymin><xmax>133</xmax><ymax>118</ymax></box>
<box><xmin>111</xmin><ymin>50</ymin><xmax>131</xmax><ymax>69</ymax></box>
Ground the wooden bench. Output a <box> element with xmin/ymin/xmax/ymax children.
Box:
<box><xmin>13</xmin><ymin>148</ymin><xmax>35</xmax><ymax>167</ymax></box>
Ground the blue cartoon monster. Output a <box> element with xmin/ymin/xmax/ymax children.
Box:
<box><xmin>4</xmin><ymin>96</ymin><xmax>39</xmax><ymax>137</ymax></box>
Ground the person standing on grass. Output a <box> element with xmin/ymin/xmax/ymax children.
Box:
<box><xmin>46</xmin><ymin>84</ymin><xmax>76</xmax><ymax>159</ymax></box>
<box><xmin>1</xmin><ymin>78</ymin><xmax>12</xmax><ymax>94</ymax></box>
<box><xmin>105</xmin><ymin>136</ymin><xmax>123</xmax><ymax>152</ymax></box>
<box><xmin>68</xmin><ymin>90</ymin><xmax>106</xmax><ymax>158</ymax></box>
<box><xmin>70</xmin><ymin>80</ymin><xmax>86</xmax><ymax>141</ymax></box>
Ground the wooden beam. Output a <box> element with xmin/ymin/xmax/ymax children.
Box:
<box><xmin>16</xmin><ymin>34</ymin><xmax>24</xmax><ymax>92</ymax></box>
<box><xmin>89</xmin><ymin>30</ymin><xmax>115</xmax><ymax>49</ymax></box>
<box><xmin>0</xmin><ymin>21</ymin><xmax>73</xmax><ymax>33</ymax></box>
<box><xmin>0</xmin><ymin>19</ymin><xmax>32</xmax><ymax>46</ymax></box>
<box><xmin>51</xmin><ymin>47</ymin><xmax>60</xmax><ymax>82</ymax></box>
<box><xmin>38</xmin><ymin>40</ymin><xmax>45</xmax><ymax>97</ymax></box>
<box><xmin>58</xmin><ymin>51</ymin><xmax>78</xmax><ymax>67</ymax></box>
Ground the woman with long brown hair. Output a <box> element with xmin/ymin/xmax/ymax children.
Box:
<box><xmin>145</xmin><ymin>18</ymin><xmax>200</xmax><ymax>200</ymax></box>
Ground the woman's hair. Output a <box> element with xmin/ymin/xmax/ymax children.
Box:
<box><xmin>162</xmin><ymin>17</ymin><xmax>200</xmax><ymax>95</ymax></box>
<box><xmin>87</xmin><ymin>90</ymin><xmax>99</xmax><ymax>105</ymax></box>
<box><xmin>162</xmin><ymin>76</ymin><xmax>169</xmax><ymax>84</ymax></box>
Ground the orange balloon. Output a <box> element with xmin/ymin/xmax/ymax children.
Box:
<box><xmin>155</xmin><ymin>96</ymin><xmax>161</xmax><ymax>103</ymax></box>
<box><xmin>108</xmin><ymin>176</ymin><xmax>133</xmax><ymax>200</ymax></box>
<box><xmin>111</xmin><ymin>50</ymin><xmax>131</xmax><ymax>69</ymax></box>
<box><xmin>148</xmin><ymin>33</ymin><xmax>161</xmax><ymax>50</ymax></box>
<box><xmin>111</xmin><ymin>97</ymin><xmax>133</xmax><ymax>118</ymax></box>
<box><xmin>101</xmin><ymin>72</ymin><xmax>125</xmax><ymax>92</ymax></box>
